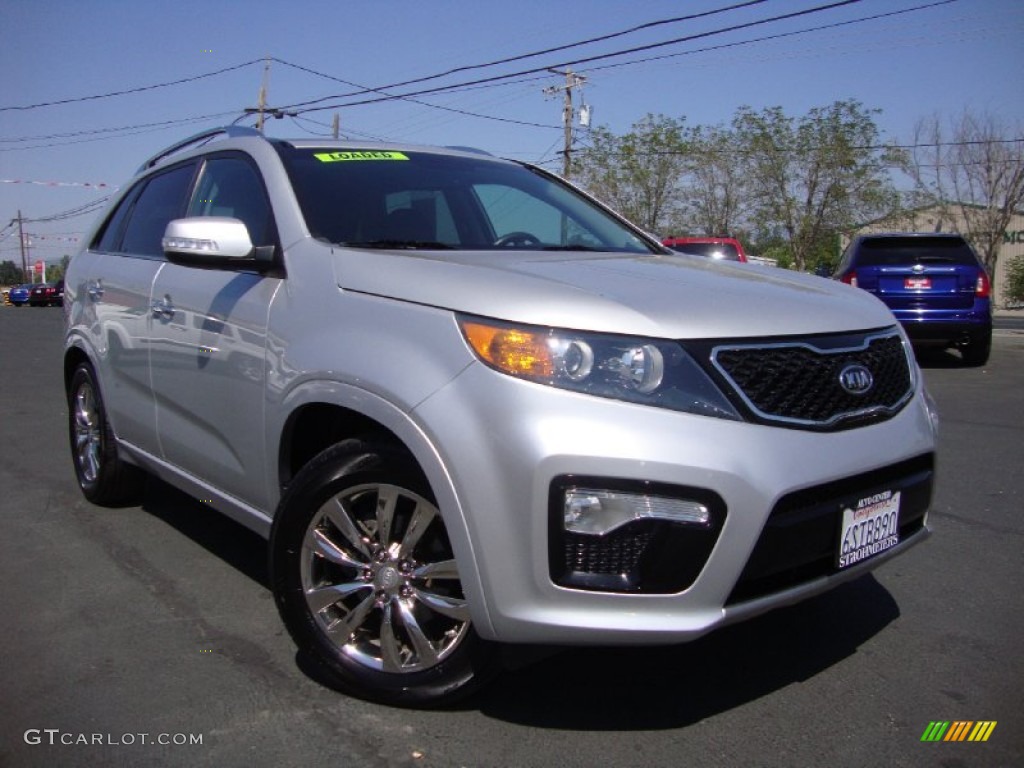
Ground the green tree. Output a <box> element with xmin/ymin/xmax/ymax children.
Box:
<box><xmin>45</xmin><ymin>254</ymin><xmax>71</xmax><ymax>283</ymax></box>
<box><xmin>0</xmin><ymin>260</ymin><xmax>22</xmax><ymax>285</ymax></box>
<box><xmin>734</xmin><ymin>100</ymin><xmax>900</xmax><ymax>271</ymax></box>
<box><xmin>681</xmin><ymin>123</ymin><xmax>747</xmax><ymax>237</ymax></box>
<box><xmin>574</xmin><ymin>114</ymin><xmax>689</xmax><ymax>233</ymax></box>
<box><xmin>1004</xmin><ymin>255</ymin><xmax>1024</xmax><ymax>306</ymax></box>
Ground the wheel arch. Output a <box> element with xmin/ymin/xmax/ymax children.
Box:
<box><xmin>63</xmin><ymin>340</ymin><xmax>94</xmax><ymax>392</ymax></box>
<box><xmin>273</xmin><ymin>388</ymin><xmax>495</xmax><ymax>638</ymax></box>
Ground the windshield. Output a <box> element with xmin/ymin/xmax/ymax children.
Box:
<box><xmin>276</xmin><ymin>146</ymin><xmax>656</xmax><ymax>254</ymax></box>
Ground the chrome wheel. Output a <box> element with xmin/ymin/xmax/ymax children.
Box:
<box><xmin>72</xmin><ymin>379</ymin><xmax>103</xmax><ymax>485</ymax></box>
<box><xmin>299</xmin><ymin>482</ymin><xmax>470</xmax><ymax>674</ymax></box>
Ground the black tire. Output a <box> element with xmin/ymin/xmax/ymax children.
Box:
<box><xmin>270</xmin><ymin>438</ymin><xmax>499</xmax><ymax>707</ymax></box>
<box><xmin>67</xmin><ymin>363</ymin><xmax>144</xmax><ymax>505</ymax></box>
<box><xmin>961</xmin><ymin>332</ymin><xmax>991</xmax><ymax>367</ymax></box>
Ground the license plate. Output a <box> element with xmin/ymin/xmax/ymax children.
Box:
<box><xmin>837</xmin><ymin>490</ymin><xmax>901</xmax><ymax>569</ymax></box>
<box><xmin>905</xmin><ymin>277</ymin><xmax>932</xmax><ymax>289</ymax></box>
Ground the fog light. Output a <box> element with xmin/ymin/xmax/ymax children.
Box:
<box><xmin>564</xmin><ymin>488</ymin><xmax>710</xmax><ymax>536</ymax></box>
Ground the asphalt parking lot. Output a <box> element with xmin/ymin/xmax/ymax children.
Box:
<box><xmin>1</xmin><ymin>307</ymin><xmax>1021</xmax><ymax>768</ymax></box>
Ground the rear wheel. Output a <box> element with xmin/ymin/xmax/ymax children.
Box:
<box><xmin>67</xmin><ymin>363</ymin><xmax>144</xmax><ymax>505</ymax></box>
<box><xmin>960</xmin><ymin>331</ymin><xmax>991</xmax><ymax>367</ymax></box>
<box><xmin>270</xmin><ymin>438</ymin><xmax>499</xmax><ymax>707</ymax></box>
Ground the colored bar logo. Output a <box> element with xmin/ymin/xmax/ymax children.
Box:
<box><xmin>921</xmin><ymin>721</ymin><xmax>997</xmax><ymax>742</ymax></box>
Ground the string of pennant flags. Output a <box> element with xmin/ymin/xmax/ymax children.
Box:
<box><xmin>1</xmin><ymin>179</ymin><xmax>116</xmax><ymax>190</ymax></box>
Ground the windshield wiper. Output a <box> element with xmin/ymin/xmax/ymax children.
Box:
<box><xmin>340</xmin><ymin>240</ymin><xmax>455</xmax><ymax>250</ymax></box>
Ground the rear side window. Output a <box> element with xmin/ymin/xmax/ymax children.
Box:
<box><xmin>119</xmin><ymin>164</ymin><xmax>195</xmax><ymax>257</ymax></box>
<box><xmin>855</xmin><ymin>237</ymin><xmax>980</xmax><ymax>267</ymax></box>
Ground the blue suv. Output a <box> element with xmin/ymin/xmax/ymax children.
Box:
<box><xmin>835</xmin><ymin>233</ymin><xmax>992</xmax><ymax>366</ymax></box>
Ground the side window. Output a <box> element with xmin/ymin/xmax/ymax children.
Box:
<box><xmin>120</xmin><ymin>164</ymin><xmax>195</xmax><ymax>257</ymax></box>
<box><xmin>92</xmin><ymin>186</ymin><xmax>141</xmax><ymax>252</ymax></box>
<box><xmin>189</xmin><ymin>156</ymin><xmax>273</xmax><ymax>246</ymax></box>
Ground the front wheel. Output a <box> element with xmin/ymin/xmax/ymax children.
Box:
<box><xmin>270</xmin><ymin>438</ymin><xmax>499</xmax><ymax>707</ymax></box>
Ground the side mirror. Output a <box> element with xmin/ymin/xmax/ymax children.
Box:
<box><xmin>162</xmin><ymin>217</ymin><xmax>277</xmax><ymax>272</ymax></box>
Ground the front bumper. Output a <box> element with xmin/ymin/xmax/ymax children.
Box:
<box><xmin>413</xmin><ymin>361</ymin><xmax>937</xmax><ymax>645</ymax></box>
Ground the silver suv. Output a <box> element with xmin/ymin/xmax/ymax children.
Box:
<box><xmin>64</xmin><ymin>127</ymin><xmax>937</xmax><ymax>706</ymax></box>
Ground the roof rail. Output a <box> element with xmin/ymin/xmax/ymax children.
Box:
<box><xmin>136</xmin><ymin>125</ymin><xmax>264</xmax><ymax>174</ymax></box>
<box><xmin>444</xmin><ymin>145</ymin><xmax>493</xmax><ymax>157</ymax></box>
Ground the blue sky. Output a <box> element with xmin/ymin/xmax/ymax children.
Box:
<box><xmin>2</xmin><ymin>0</ymin><xmax>1023</xmax><ymax>271</ymax></box>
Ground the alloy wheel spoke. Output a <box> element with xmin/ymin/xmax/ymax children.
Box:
<box><xmin>397</xmin><ymin>599</ymin><xmax>439</xmax><ymax>667</ymax></box>
<box><xmin>412</xmin><ymin>558</ymin><xmax>460</xmax><ymax>580</ymax></box>
<box><xmin>325</xmin><ymin>592</ymin><xmax>376</xmax><ymax>642</ymax></box>
<box><xmin>375</xmin><ymin>486</ymin><xmax>398</xmax><ymax>548</ymax></box>
<box><xmin>398</xmin><ymin>499</ymin><xmax>437</xmax><ymax>559</ymax></box>
<box><xmin>414</xmin><ymin>588</ymin><xmax>470</xmax><ymax>621</ymax></box>
<box><xmin>307</xmin><ymin>528</ymin><xmax>366</xmax><ymax>569</ymax></box>
<box><xmin>322</xmin><ymin>497</ymin><xmax>372</xmax><ymax>559</ymax></box>
<box><xmin>379</xmin><ymin>603</ymin><xmax>405</xmax><ymax>672</ymax></box>
<box><xmin>304</xmin><ymin>581</ymin><xmax>371</xmax><ymax>614</ymax></box>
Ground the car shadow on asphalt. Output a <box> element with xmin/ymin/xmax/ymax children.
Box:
<box><xmin>913</xmin><ymin>347</ymin><xmax>970</xmax><ymax>369</ymax></box>
<box><xmin>140</xmin><ymin>478</ymin><xmax>270</xmax><ymax>589</ymax></box>
<box><xmin>135</xmin><ymin>478</ymin><xmax>901</xmax><ymax>728</ymax></box>
<box><xmin>473</xmin><ymin>576</ymin><xmax>900</xmax><ymax>730</ymax></box>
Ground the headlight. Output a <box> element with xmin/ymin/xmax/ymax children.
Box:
<box><xmin>458</xmin><ymin>315</ymin><xmax>740</xmax><ymax>419</ymax></box>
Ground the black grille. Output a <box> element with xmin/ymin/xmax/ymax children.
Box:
<box><xmin>565</xmin><ymin>528</ymin><xmax>653</xmax><ymax>575</ymax></box>
<box><xmin>710</xmin><ymin>331</ymin><xmax>913</xmax><ymax>430</ymax></box>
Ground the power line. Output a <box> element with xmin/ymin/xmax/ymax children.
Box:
<box><xmin>278</xmin><ymin>0</ymin><xmax>772</xmax><ymax>111</ymax></box>
<box><xmin>284</xmin><ymin>0</ymin><xmax>876</xmax><ymax>113</ymax></box>
<box><xmin>0</xmin><ymin>113</ymin><xmax>238</xmax><ymax>153</ymax></box>
<box><xmin>0</xmin><ymin>60</ymin><xmax>263</xmax><ymax>112</ymax></box>
<box><xmin>578</xmin><ymin>0</ymin><xmax>965</xmax><ymax>76</ymax></box>
<box><xmin>274</xmin><ymin>58</ymin><xmax>558</xmax><ymax>129</ymax></box>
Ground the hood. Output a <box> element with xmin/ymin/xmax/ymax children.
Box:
<box><xmin>330</xmin><ymin>246</ymin><xmax>895</xmax><ymax>339</ymax></box>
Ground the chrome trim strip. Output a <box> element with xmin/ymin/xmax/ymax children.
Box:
<box><xmin>710</xmin><ymin>329</ymin><xmax>915</xmax><ymax>428</ymax></box>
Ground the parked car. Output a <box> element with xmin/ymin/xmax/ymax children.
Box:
<box><xmin>662</xmin><ymin>236</ymin><xmax>748</xmax><ymax>262</ymax></box>
<box><xmin>834</xmin><ymin>233</ymin><xmax>992</xmax><ymax>366</ymax></box>
<box><xmin>8</xmin><ymin>284</ymin><xmax>34</xmax><ymax>306</ymax></box>
<box><xmin>64</xmin><ymin>127</ymin><xmax>938</xmax><ymax>706</ymax></box>
<box><xmin>29</xmin><ymin>280</ymin><xmax>64</xmax><ymax>307</ymax></box>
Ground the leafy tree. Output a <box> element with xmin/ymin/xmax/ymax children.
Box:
<box><xmin>0</xmin><ymin>260</ymin><xmax>22</xmax><ymax>285</ymax></box>
<box><xmin>681</xmin><ymin>123</ymin><xmax>747</xmax><ymax>237</ymax></box>
<box><xmin>574</xmin><ymin>114</ymin><xmax>689</xmax><ymax>233</ymax></box>
<box><xmin>901</xmin><ymin>111</ymin><xmax>1024</xmax><ymax>291</ymax></box>
<box><xmin>733</xmin><ymin>100</ymin><xmax>900</xmax><ymax>271</ymax></box>
<box><xmin>1005</xmin><ymin>255</ymin><xmax>1024</xmax><ymax>306</ymax></box>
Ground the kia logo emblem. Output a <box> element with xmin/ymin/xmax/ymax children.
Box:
<box><xmin>839</xmin><ymin>364</ymin><xmax>874</xmax><ymax>395</ymax></box>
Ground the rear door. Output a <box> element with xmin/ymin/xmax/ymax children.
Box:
<box><xmin>84</xmin><ymin>162</ymin><xmax>196</xmax><ymax>455</ymax></box>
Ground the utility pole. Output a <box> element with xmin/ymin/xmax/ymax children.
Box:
<box><xmin>245</xmin><ymin>57</ymin><xmax>295</xmax><ymax>128</ymax></box>
<box><xmin>331</xmin><ymin>113</ymin><xmax>340</xmax><ymax>140</ymax></box>
<box><xmin>16</xmin><ymin>210</ymin><xmax>29</xmax><ymax>283</ymax></box>
<box><xmin>544</xmin><ymin>68</ymin><xmax>586</xmax><ymax>178</ymax></box>
<box><xmin>255</xmin><ymin>56</ymin><xmax>271</xmax><ymax>133</ymax></box>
